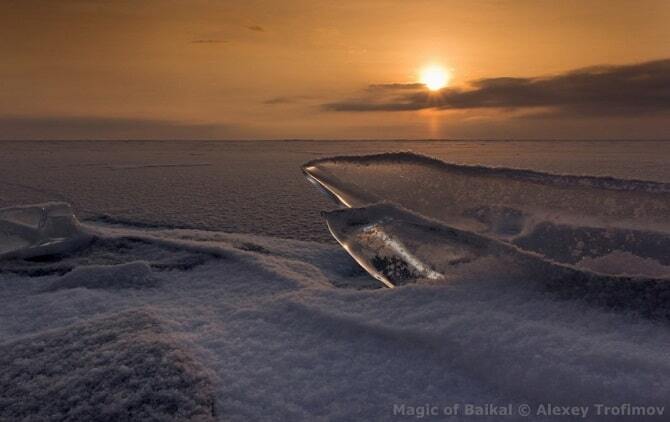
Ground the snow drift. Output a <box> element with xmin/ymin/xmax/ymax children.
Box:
<box><xmin>0</xmin><ymin>309</ymin><xmax>216</xmax><ymax>421</ymax></box>
<box><xmin>1</xmin><ymin>210</ymin><xmax>670</xmax><ymax>420</ymax></box>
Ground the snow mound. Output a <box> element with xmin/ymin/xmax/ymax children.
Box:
<box><xmin>0</xmin><ymin>234</ymin><xmax>217</xmax><ymax>278</ymax></box>
<box><xmin>0</xmin><ymin>202</ymin><xmax>92</xmax><ymax>260</ymax></box>
<box><xmin>0</xmin><ymin>309</ymin><xmax>216</xmax><ymax>421</ymax></box>
<box><xmin>578</xmin><ymin>251</ymin><xmax>670</xmax><ymax>278</ymax></box>
<box><xmin>46</xmin><ymin>261</ymin><xmax>157</xmax><ymax>291</ymax></box>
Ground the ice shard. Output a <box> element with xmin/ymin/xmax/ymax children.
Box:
<box><xmin>0</xmin><ymin>202</ymin><xmax>92</xmax><ymax>260</ymax></box>
<box><xmin>303</xmin><ymin>152</ymin><xmax>670</xmax><ymax>285</ymax></box>
<box><xmin>324</xmin><ymin>203</ymin><xmax>670</xmax><ymax>318</ymax></box>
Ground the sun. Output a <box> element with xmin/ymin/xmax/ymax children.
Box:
<box><xmin>420</xmin><ymin>65</ymin><xmax>450</xmax><ymax>91</ymax></box>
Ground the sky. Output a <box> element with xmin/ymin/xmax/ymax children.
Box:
<box><xmin>1</xmin><ymin>0</ymin><xmax>669</xmax><ymax>140</ymax></box>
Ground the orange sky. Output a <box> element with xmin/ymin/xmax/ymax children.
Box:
<box><xmin>1</xmin><ymin>0</ymin><xmax>669</xmax><ymax>139</ymax></box>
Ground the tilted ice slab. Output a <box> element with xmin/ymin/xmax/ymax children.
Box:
<box><xmin>325</xmin><ymin>203</ymin><xmax>670</xmax><ymax>318</ymax></box>
<box><xmin>304</xmin><ymin>152</ymin><xmax>670</xmax><ymax>286</ymax></box>
<box><xmin>0</xmin><ymin>202</ymin><xmax>92</xmax><ymax>260</ymax></box>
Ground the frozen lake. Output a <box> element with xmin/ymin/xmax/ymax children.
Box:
<box><xmin>2</xmin><ymin>140</ymin><xmax>670</xmax><ymax>421</ymax></box>
<box><xmin>1</xmin><ymin>140</ymin><xmax>669</xmax><ymax>242</ymax></box>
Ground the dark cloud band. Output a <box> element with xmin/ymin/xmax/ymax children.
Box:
<box><xmin>325</xmin><ymin>59</ymin><xmax>670</xmax><ymax>117</ymax></box>
<box><xmin>0</xmin><ymin>116</ymin><xmax>235</xmax><ymax>140</ymax></box>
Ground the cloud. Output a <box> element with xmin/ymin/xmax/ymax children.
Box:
<box><xmin>247</xmin><ymin>25</ymin><xmax>264</xmax><ymax>32</ymax></box>
<box><xmin>324</xmin><ymin>59</ymin><xmax>670</xmax><ymax>117</ymax></box>
<box><xmin>263</xmin><ymin>95</ymin><xmax>315</xmax><ymax>105</ymax></box>
<box><xmin>0</xmin><ymin>115</ymin><xmax>237</xmax><ymax>140</ymax></box>
<box><xmin>190</xmin><ymin>39</ymin><xmax>227</xmax><ymax>44</ymax></box>
<box><xmin>366</xmin><ymin>83</ymin><xmax>425</xmax><ymax>91</ymax></box>
<box><xmin>264</xmin><ymin>96</ymin><xmax>297</xmax><ymax>105</ymax></box>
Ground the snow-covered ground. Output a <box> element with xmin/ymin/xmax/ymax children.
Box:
<box><xmin>2</xmin><ymin>141</ymin><xmax>670</xmax><ymax>421</ymax></box>
<box><xmin>2</xmin><ymin>219</ymin><xmax>670</xmax><ymax>420</ymax></box>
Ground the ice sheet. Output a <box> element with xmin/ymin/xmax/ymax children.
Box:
<box><xmin>304</xmin><ymin>152</ymin><xmax>670</xmax><ymax>282</ymax></box>
<box><xmin>0</xmin><ymin>202</ymin><xmax>92</xmax><ymax>260</ymax></box>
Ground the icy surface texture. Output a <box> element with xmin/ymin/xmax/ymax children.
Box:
<box><xmin>304</xmin><ymin>152</ymin><xmax>670</xmax><ymax>283</ymax></box>
<box><xmin>0</xmin><ymin>202</ymin><xmax>91</xmax><ymax>260</ymax></box>
<box><xmin>3</xmin><ymin>223</ymin><xmax>670</xmax><ymax>419</ymax></box>
<box><xmin>4</xmin><ymin>140</ymin><xmax>670</xmax><ymax>244</ymax></box>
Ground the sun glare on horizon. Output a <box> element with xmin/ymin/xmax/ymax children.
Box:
<box><xmin>420</xmin><ymin>65</ymin><xmax>450</xmax><ymax>91</ymax></box>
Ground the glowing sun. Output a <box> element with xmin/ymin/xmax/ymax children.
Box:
<box><xmin>420</xmin><ymin>65</ymin><xmax>450</xmax><ymax>91</ymax></box>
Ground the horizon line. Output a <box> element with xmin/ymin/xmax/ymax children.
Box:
<box><xmin>1</xmin><ymin>138</ymin><xmax>670</xmax><ymax>142</ymax></box>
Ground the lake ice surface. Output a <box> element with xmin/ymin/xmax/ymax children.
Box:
<box><xmin>2</xmin><ymin>140</ymin><xmax>670</xmax><ymax>242</ymax></box>
<box><xmin>1</xmin><ymin>140</ymin><xmax>670</xmax><ymax>421</ymax></box>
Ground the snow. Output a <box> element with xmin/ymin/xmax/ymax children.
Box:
<box><xmin>46</xmin><ymin>261</ymin><xmax>157</xmax><ymax>291</ymax></box>
<box><xmin>2</xmin><ymin>217</ymin><xmax>670</xmax><ymax>420</ymax></box>
<box><xmin>2</xmin><ymin>142</ymin><xmax>670</xmax><ymax>420</ymax></box>
<box><xmin>577</xmin><ymin>251</ymin><xmax>670</xmax><ymax>278</ymax></box>
<box><xmin>0</xmin><ymin>309</ymin><xmax>216</xmax><ymax>421</ymax></box>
